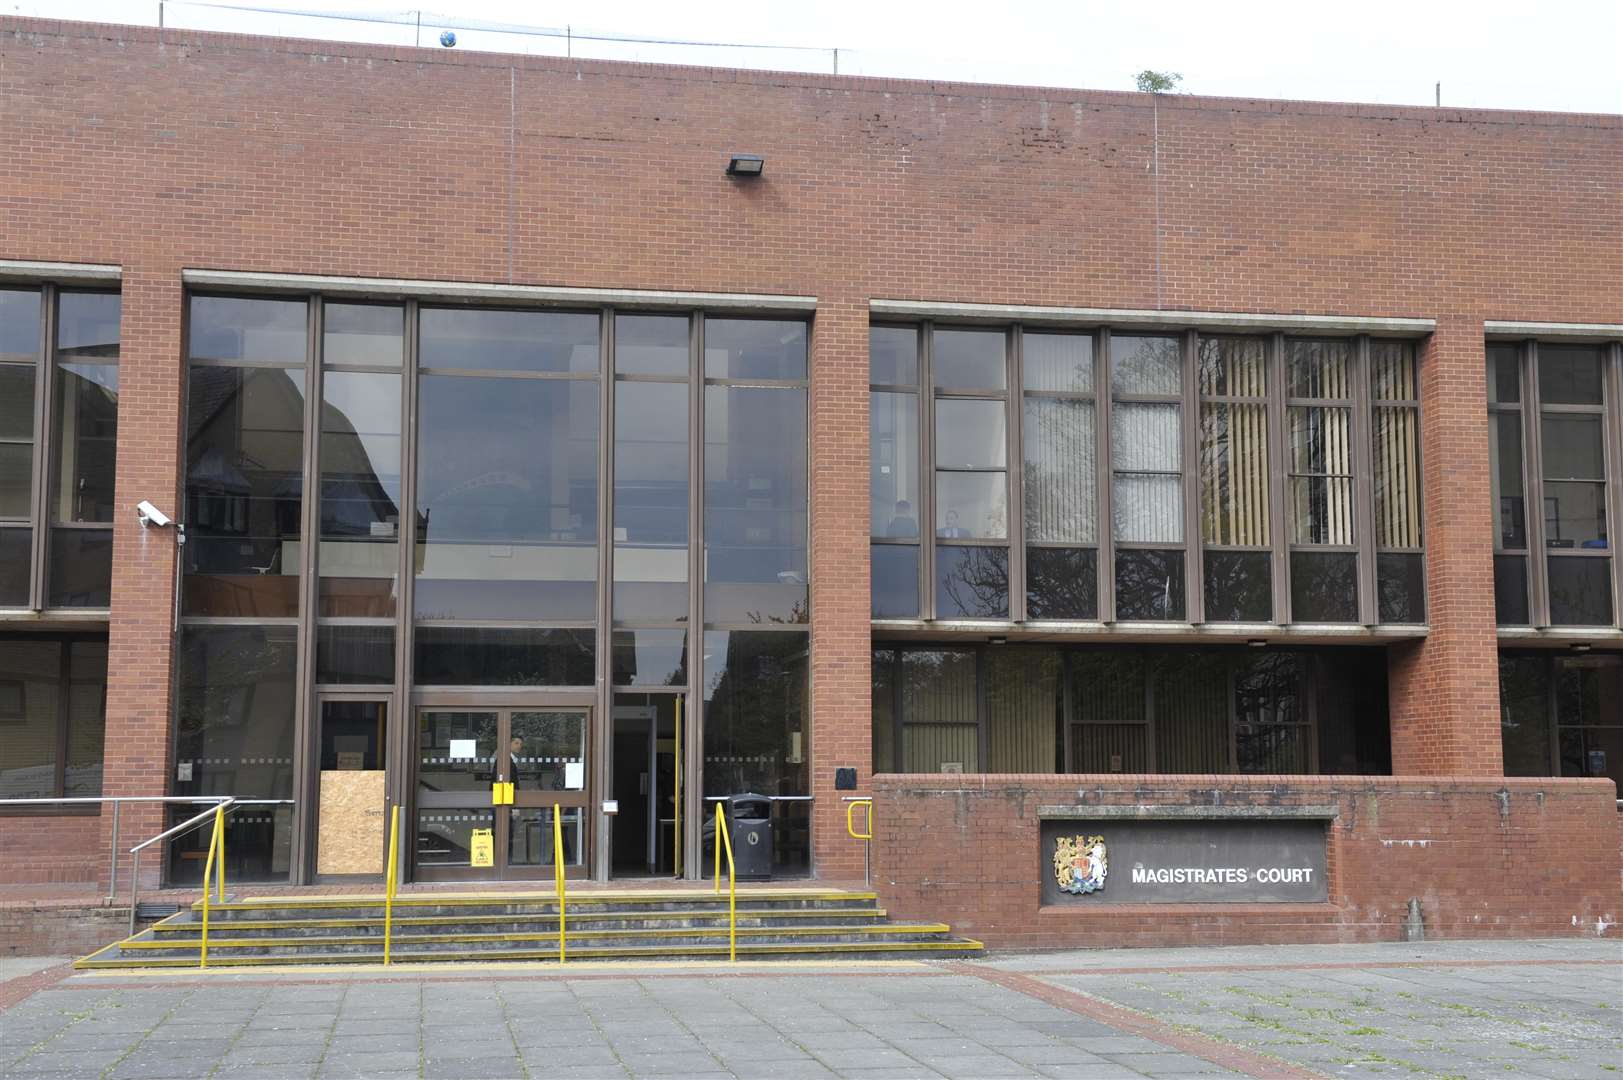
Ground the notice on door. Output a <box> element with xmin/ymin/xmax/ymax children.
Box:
<box><xmin>470</xmin><ymin>827</ymin><xmax>494</xmax><ymax>868</ymax></box>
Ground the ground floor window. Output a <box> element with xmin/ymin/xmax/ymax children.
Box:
<box><xmin>1500</xmin><ymin>651</ymin><xmax>1622</xmax><ymax>789</ymax></box>
<box><xmin>0</xmin><ymin>633</ymin><xmax>107</xmax><ymax>799</ymax></box>
<box><xmin>872</xmin><ymin>642</ymin><xmax>1391</xmax><ymax>776</ymax></box>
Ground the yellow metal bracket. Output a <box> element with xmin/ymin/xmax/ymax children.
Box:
<box><xmin>491</xmin><ymin>782</ymin><xmax>515</xmax><ymax>805</ymax></box>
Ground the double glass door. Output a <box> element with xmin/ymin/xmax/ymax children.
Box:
<box><xmin>415</xmin><ymin>707</ymin><xmax>589</xmax><ymax>880</ymax></box>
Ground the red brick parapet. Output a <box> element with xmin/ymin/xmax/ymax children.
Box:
<box><xmin>871</xmin><ymin>774</ymin><xmax>1620</xmax><ymax>948</ymax></box>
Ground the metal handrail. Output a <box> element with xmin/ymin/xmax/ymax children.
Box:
<box><xmin>844</xmin><ymin>796</ymin><xmax>873</xmax><ymax>886</ymax></box>
<box><xmin>383</xmin><ymin>804</ymin><xmax>401</xmax><ymax>965</ymax></box>
<box><xmin>121</xmin><ymin>797</ymin><xmax>293</xmax><ymax>935</ymax></box>
<box><xmin>712</xmin><ymin>803</ymin><xmax>737</xmax><ymax>962</ymax></box>
<box><xmin>198</xmin><ymin>804</ymin><xmax>226</xmax><ymax>969</ymax></box>
<box><xmin>552</xmin><ymin>802</ymin><xmax>567</xmax><ymax>964</ymax></box>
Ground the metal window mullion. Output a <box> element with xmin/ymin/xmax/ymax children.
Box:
<box><xmin>289</xmin><ymin>296</ymin><xmax>322</xmax><ymax>884</ymax></box>
<box><xmin>27</xmin><ymin>286</ymin><xmax>54</xmax><ymax>611</ymax></box>
<box><xmin>1353</xmin><ymin>336</ymin><xmax>1378</xmax><ymax>625</ymax></box>
<box><xmin>920</xmin><ymin>324</ymin><xmax>936</xmax><ymax>620</ymax></box>
<box><xmin>1098</xmin><ymin>329</ymin><xmax>1115</xmax><ymax>621</ymax></box>
<box><xmin>1524</xmin><ymin>341</ymin><xmax>1550</xmax><ymax>626</ymax></box>
<box><xmin>1182</xmin><ymin>329</ymin><xmax>1203</xmax><ymax>624</ymax></box>
<box><xmin>685</xmin><ymin>311</ymin><xmax>704</xmax><ymax>879</ymax></box>
<box><xmin>593</xmin><ymin>306</ymin><xmax>615</xmax><ymax>881</ymax></box>
<box><xmin>1608</xmin><ymin>344</ymin><xmax>1623</xmax><ymax>629</ymax></box>
<box><xmin>1268</xmin><ymin>334</ymin><xmax>1290</xmax><ymax>623</ymax></box>
<box><xmin>1059</xmin><ymin>649</ymin><xmax>1073</xmax><ymax>772</ymax></box>
<box><xmin>975</xmin><ymin>646</ymin><xmax>989</xmax><ymax>771</ymax></box>
<box><xmin>1008</xmin><ymin>326</ymin><xmax>1025</xmax><ymax>623</ymax></box>
<box><xmin>389</xmin><ymin>298</ymin><xmax>419</xmax><ymax>886</ymax></box>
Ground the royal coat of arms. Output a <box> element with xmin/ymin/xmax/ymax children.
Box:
<box><xmin>1054</xmin><ymin>834</ymin><xmax>1108</xmax><ymax>895</ymax></box>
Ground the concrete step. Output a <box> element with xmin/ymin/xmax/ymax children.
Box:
<box><xmin>187</xmin><ymin>890</ymin><xmax>880</xmax><ymax>921</ymax></box>
<box><xmin>149</xmin><ymin>908</ymin><xmax>891</xmax><ymax>938</ymax></box>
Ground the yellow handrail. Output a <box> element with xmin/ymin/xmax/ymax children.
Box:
<box><xmin>846</xmin><ymin>798</ymin><xmax>873</xmax><ymax>840</ymax></box>
<box><xmin>673</xmin><ymin>697</ymin><xmax>682</xmax><ymax>878</ymax></box>
<box><xmin>552</xmin><ymin>802</ymin><xmax>566</xmax><ymax>964</ymax></box>
<box><xmin>383</xmin><ymin>804</ymin><xmax>400</xmax><ymax>965</ymax></box>
<box><xmin>713</xmin><ymin>803</ymin><xmax>736</xmax><ymax>962</ymax></box>
<box><xmin>215</xmin><ymin>805</ymin><xmax>226</xmax><ymax>903</ymax></box>
<box><xmin>199</xmin><ymin>804</ymin><xmax>224</xmax><ymax>969</ymax></box>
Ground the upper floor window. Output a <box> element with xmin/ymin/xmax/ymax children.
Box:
<box><xmin>1488</xmin><ymin>341</ymin><xmax>1621</xmax><ymax>628</ymax></box>
<box><xmin>870</xmin><ymin>323</ymin><xmax>1423</xmax><ymax>627</ymax></box>
<box><xmin>0</xmin><ymin>287</ymin><xmax>120</xmax><ymax>611</ymax></box>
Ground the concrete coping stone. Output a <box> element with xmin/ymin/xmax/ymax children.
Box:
<box><xmin>1037</xmin><ymin>804</ymin><xmax>1341</xmax><ymax>820</ymax></box>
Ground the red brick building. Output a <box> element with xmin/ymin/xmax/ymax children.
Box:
<box><xmin>1</xmin><ymin>17</ymin><xmax>1618</xmax><ymax>946</ymax></box>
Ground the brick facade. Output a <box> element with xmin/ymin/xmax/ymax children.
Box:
<box><xmin>1</xmin><ymin>17</ymin><xmax>1620</xmax><ymax>919</ymax></box>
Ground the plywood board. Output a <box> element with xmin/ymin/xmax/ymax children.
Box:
<box><xmin>317</xmin><ymin>770</ymin><xmax>387</xmax><ymax>876</ymax></box>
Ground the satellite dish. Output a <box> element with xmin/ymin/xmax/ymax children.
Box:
<box><xmin>440</xmin><ymin>31</ymin><xmax>457</xmax><ymax>48</ymax></box>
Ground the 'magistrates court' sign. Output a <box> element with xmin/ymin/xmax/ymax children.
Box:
<box><xmin>1038</xmin><ymin>814</ymin><xmax>1330</xmax><ymax>905</ymax></box>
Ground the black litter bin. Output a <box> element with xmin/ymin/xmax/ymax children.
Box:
<box><xmin>726</xmin><ymin>794</ymin><xmax>773</xmax><ymax>880</ymax></box>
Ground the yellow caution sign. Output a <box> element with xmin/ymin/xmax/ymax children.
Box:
<box><xmin>470</xmin><ymin>827</ymin><xmax>494</xmax><ymax>868</ymax></box>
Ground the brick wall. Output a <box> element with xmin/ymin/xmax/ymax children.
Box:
<box><xmin>872</xmin><ymin>775</ymin><xmax>1620</xmax><ymax>948</ymax></box>
<box><xmin>1</xmin><ymin>17</ymin><xmax>1620</xmax><ymax>882</ymax></box>
<box><xmin>0</xmin><ymin>814</ymin><xmax>102</xmax><ymax>884</ymax></box>
<box><xmin>0</xmin><ymin>900</ymin><xmax>131</xmax><ymax>957</ymax></box>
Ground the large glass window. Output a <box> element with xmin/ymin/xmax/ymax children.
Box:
<box><xmin>1199</xmin><ymin>337</ymin><xmax>1271</xmax><ymax>622</ymax></box>
<box><xmin>0</xmin><ymin>634</ymin><xmax>107</xmax><ymax>799</ymax></box>
<box><xmin>1024</xmin><ymin>332</ymin><xmax>1097</xmax><ymax>620</ymax></box>
<box><xmin>1499</xmin><ymin>652</ymin><xmax>1623</xmax><ymax>792</ymax></box>
<box><xmin>1112</xmin><ymin>335</ymin><xmax>1185</xmax><ymax>619</ymax></box>
<box><xmin>1488</xmin><ymin>341</ymin><xmax>1620</xmax><ymax>629</ymax></box>
<box><xmin>1287</xmin><ymin>340</ymin><xmax>1358</xmax><ymax>622</ymax></box>
<box><xmin>1371</xmin><ymin>343</ymin><xmax>1424</xmax><ymax>622</ymax></box>
<box><xmin>0</xmin><ymin>287</ymin><xmax>119</xmax><ymax>610</ymax></box>
<box><xmin>870</xmin><ymin>327</ymin><xmax>922</xmax><ymax>618</ymax></box>
<box><xmin>932</xmin><ymin>329</ymin><xmax>1009</xmax><ymax>618</ymax></box>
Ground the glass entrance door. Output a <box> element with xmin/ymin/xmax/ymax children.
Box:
<box><xmin>414</xmin><ymin>707</ymin><xmax>589</xmax><ymax>880</ymax></box>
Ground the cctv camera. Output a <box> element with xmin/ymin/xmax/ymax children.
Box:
<box><xmin>136</xmin><ymin>500</ymin><xmax>174</xmax><ymax>529</ymax></box>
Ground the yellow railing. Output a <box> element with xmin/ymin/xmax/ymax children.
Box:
<box><xmin>673</xmin><ymin>697</ymin><xmax>683</xmax><ymax>877</ymax></box>
<box><xmin>845</xmin><ymin>797</ymin><xmax>874</xmax><ymax>885</ymax></box>
<box><xmin>712</xmin><ymin>803</ymin><xmax>737</xmax><ymax>962</ymax></box>
<box><xmin>383</xmin><ymin>804</ymin><xmax>400</xmax><ymax>965</ymax></box>
<box><xmin>553</xmin><ymin>802</ymin><xmax>567</xmax><ymax>964</ymax></box>
<box><xmin>198</xmin><ymin>803</ymin><xmax>225</xmax><ymax>968</ymax></box>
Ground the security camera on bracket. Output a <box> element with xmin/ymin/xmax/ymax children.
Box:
<box><xmin>136</xmin><ymin>500</ymin><xmax>186</xmax><ymax>543</ymax></box>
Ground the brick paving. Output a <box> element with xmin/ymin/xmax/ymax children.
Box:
<box><xmin>0</xmin><ymin>939</ymin><xmax>1618</xmax><ymax>1079</ymax></box>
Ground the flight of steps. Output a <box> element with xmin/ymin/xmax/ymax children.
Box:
<box><xmin>76</xmin><ymin>888</ymin><xmax>982</xmax><ymax>969</ymax></box>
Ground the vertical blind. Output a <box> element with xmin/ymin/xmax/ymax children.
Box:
<box><xmin>1371</xmin><ymin>343</ymin><xmax>1421</xmax><ymax>549</ymax></box>
<box><xmin>1199</xmin><ymin>338</ymin><xmax>1270</xmax><ymax>547</ymax></box>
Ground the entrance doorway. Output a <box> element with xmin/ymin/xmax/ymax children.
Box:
<box><xmin>610</xmin><ymin>694</ymin><xmax>681</xmax><ymax>877</ymax></box>
<box><xmin>414</xmin><ymin>707</ymin><xmax>590</xmax><ymax>880</ymax></box>
<box><xmin>313</xmin><ymin>698</ymin><xmax>389</xmax><ymax>879</ymax></box>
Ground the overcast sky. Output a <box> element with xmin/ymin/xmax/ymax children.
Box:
<box><xmin>10</xmin><ymin>0</ymin><xmax>1622</xmax><ymax>113</ymax></box>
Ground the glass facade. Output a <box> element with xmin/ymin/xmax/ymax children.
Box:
<box><xmin>1500</xmin><ymin>652</ymin><xmax>1623</xmax><ymax>792</ymax></box>
<box><xmin>0</xmin><ymin>634</ymin><xmax>107</xmax><ymax>799</ymax></box>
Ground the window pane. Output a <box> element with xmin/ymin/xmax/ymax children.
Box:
<box><xmin>1113</xmin><ymin>402</ymin><xmax>1182</xmax><ymax>543</ymax></box>
<box><xmin>1494</xmin><ymin>555</ymin><xmax>1530</xmax><ymax>625</ymax></box>
<box><xmin>56</xmin><ymin>292</ymin><xmax>120</xmax><ymax>360</ymax></box>
<box><xmin>985</xmin><ymin>647</ymin><xmax>1061</xmax><ymax>772</ymax></box>
<box><xmin>704</xmin><ymin>318</ymin><xmax>807</xmax><ymax>380</ymax></box>
<box><xmin>615</xmin><ymin>313</ymin><xmax>689</xmax><ymax>375</ymax></box>
<box><xmin>1372</xmin><ymin>406</ymin><xmax>1421</xmax><ymax>548</ymax></box>
<box><xmin>935</xmin><ymin>472</ymin><xmax>1007</xmax><ymax>540</ymax></box>
<box><xmin>1288</xmin><ymin>476</ymin><xmax>1356</xmax><ymax>546</ymax></box>
<box><xmin>319</xmin><ymin>371</ymin><xmax>402</xmax><ymax>618</ymax></box>
<box><xmin>0</xmin><ymin>365</ymin><xmax>35</xmax><ymax>440</ymax></box>
<box><xmin>0</xmin><ymin>288</ymin><xmax>41</xmax><ymax>360</ymax></box>
<box><xmin>1498</xmin><ymin>655</ymin><xmax>1550</xmax><ymax>775</ymax></box>
<box><xmin>901</xmin><ymin>649</ymin><xmax>977</xmax><ymax>737</ymax></box>
<box><xmin>1542</xmin><ymin>415</ymin><xmax>1606</xmax><ymax>481</ymax></box>
<box><xmin>1487</xmin><ymin>345</ymin><xmax>1520</xmax><ymax>405</ymax></box>
<box><xmin>1150</xmin><ymin>652</ymin><xmax>1229</xmax><ymax>773</ymax></box>
<box><xmin>935</xmin><ymin>545</ymin><xmax>1008</xmax><ymax>618</ymax></box>
<box><xmin>870</xmin><ymin>326</ymin><xmax>918</xmax><ymax>385</ymax></box>
<box><xmin>414</xmin><ymin>627</ymin><xmax>594</xmax><ymax>685</ymax></box>
<box><xmin>47</xmin><ymin>528</ymin><xmax>112</xmax><ymax>607</ymax></box>
<box><xmin>870</xmin><ymin>391</ymin><xmax>919</xmax><ymax>537</ymax></box>
<box><xmin>315</xmin><ymin>625</ymin><xmax>395</xmax><ymax>684</ymax></box>
<box><xmin>0</xmin><ymin>364</ymin><xmax>36</xmax><ymax>520</ymax></box>
<box><xmin>1236</xmin><ymin>724</ymin><xmax>1312</xmax><ymax>773</ymax></box>
<box><xmin>323</xmin><ymin>303</ymin><xmax>403</xmax><ymax>366</ymax></box>
<box><xmin>704</xmin><ymin>386</ymin><xmax>808</xmax><ymax>624</ymax></box>
<box><xmin>1560</xmin><ymin>726</ymin><xmax>1623</xmax><ymax>788</ymax></box>
<box><xmin>701</xmin><ymin>630</ymin><xmax>808</xmax><ymax>801</ymax></box>
<box><xmin>615</xmin><ymin>380</ymin><xmax>689</xmax><ymax>621</ymax></box>
<box><xmin>1023</xmin><ymin>333</ymin><xmax>1092</xmax><ymax>393</ymax></box>
<box><xmin>420</xmin><ymin>308</ymin><xmax>598</xmax><ymax>373</ymax></box>
<box><xmin>1025</xmin><ymin>546</ymin><xmax>1096</xmax><ymax>620</ymax></box>
<box><xmin>183</xmin><ymin>367</ymin><xmax>305</xmax><ymax>618</ymax></box>
<box><xmin>1369</xmin><ymin>341</ymin><xmax>1416</xmax><ymax>401</ymax></box>
<box><xmin>1111</xmin><ymin>336</ymin><xmax>1181</xmax><ymax>396</ymax></box>
<box><xmin>65</xmin><ymin>640</ymin><xmax>107</xmax><ymax>798</ymax></box>
<box><xmin>871</xmin><ymin>544</ymin><xmax>919</xmax><ymax>618</ymax></box>
<box><xmin>611</xmin><ymin>629</ymin><xmax>688</xmax><ymax>687</ymax></box>
<box><xmin>1199</xmin><ymin>402</ymin><xmax>1269</xmax><ymax>546</ymax></box>
<box><xmin>1543</xmin><ymin>482</ymin><xmax>1608</xmax><ymax>549</ymax></box>
<box><xmin>1197</xmin><ymin>336</ymin><xmax>1266</xmax><ymax>397</ymax></box>
<box><xmin>1112</xmin><ymin>402</ymin><xmax>1180</xmax><ymax>471</ymax></box>
<box><xmin>1204</xmin><ymin>550</ymin><xmax>1271</xmax><ymax>622</ymax></box>
<box><xmin>932</xmin><ymin>329</ymin><xmax>1005</xmax><ymax>390</ymax></box>
<box><xmin>1115</xmin><ymin>548</ymin><xmax>1185</xmax><ymax>620</ymax></box>
<box><xmin>189</xmin><ymin>296</ymin><xmax>307</xmax><ymax>363</ymax></box>
<box><xmin>416</xmin><ymin>376</ymin><xmax>597</xmax><ymax>620</ymax></box>
<box><xmin>1492</xmin><ymin>412</ymin><xmax>1526</xmax><ymax>549</ymax></box>
<box><xmin>0</xmin><ymin>528</ymin><xmax>29</xmax><ymax>605</ymax></box>
<box><xmin>50</xmin><ymin>364</ymin><xmax>118</xmax><ymax>523</ymax></box>
<box><xmin>1556</xmin><ymin>655</ymin><xmax>1623</xmax><ymax>726</ymax></box>
<box><xmin>1287</xmin><ymin>339</ymin><xmax>1352</xmax><ymax>398</ymax></box>
<box><xmin>0</xmin><ymin>639</ymin><xmax>62</xmax><ymax>797</ymax></box>
<box><xmin>1537</xmin><ymin>345</ymin><xmax>1604</xmax><ymax>406</ymax></box>
<box><xmin>1377</xmin><ymin>552</ymin><xmax>1426</xmax><ymax>623</ymax></box>
<box><xmin>1547</xmin><ymin>556</ymin><xmax>1613</xmax><ymax>626</ymax></box>
<box><xmin>0</xmin><ymin>439</ymin><xmax>33</xmax><ymax>519</ymax></box>
<box><xmin>1024</xmin><ymin>397</ymin><xmax>1096</xmax><ymax>543</ymax></box>
<box><xmin>1290</xmin><ymin>550</ymin><xmax>1358</xmax><ymax>622</ymax></box>
<box><xmin>1113</xmin><ymin>474</ymin><xmax>1182</xmax><ymax>543</ymax></box>
<box><xmin>935</xmin><ymin>398</ymin><xmax>1006</xmax><ymax>469</ymax></box>
<box><xmin>872</xmin><ymin>649</ymin><xmax>895</xmax><ymax>773</ymax></box>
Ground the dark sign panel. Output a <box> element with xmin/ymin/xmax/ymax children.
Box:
<box><xmin>1040</xmin><ymin>818</ymin><xmax>1329</xmax><ymax>905</ymax></box>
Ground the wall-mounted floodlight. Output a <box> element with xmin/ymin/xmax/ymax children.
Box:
<box><xmin>726</xmin><ymin>154</ymin><xmax>765</xmax><ymax>178</ymax></box>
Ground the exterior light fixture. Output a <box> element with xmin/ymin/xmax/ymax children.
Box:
<box><xmin>1247</xmin><ymin>638</ymin><xmax>1268</xmax><ymax>648</ymax></box>
<box><xmin>987</xmin><ymin>635</ymin><xmax>1008</xmax><ymax>645</ymax></box>
<box><xmin>726</xmin><ymin>154</ymin><xmax>764</xmax><ymax>178</ymax></box>
<box><xmin>1570</xmin><ymin>643</ymin><xmax>1592</xmax><ymax>653</ymax></box>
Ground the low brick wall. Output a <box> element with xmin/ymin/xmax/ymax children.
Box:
<box><xmin>0</xmin><ymin>813</ymin><xmax>103</xmax><ymax>884</ymax></box>
<box><xmin>0</xmin><ymin>900</ymin><xmax>131</xmax><ymax>957</ymax></box>
<box><xmin>871</xmin><ymin>775</ymin><xmax>1621</xmax><ymax>949</ymax></box>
